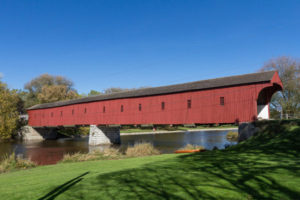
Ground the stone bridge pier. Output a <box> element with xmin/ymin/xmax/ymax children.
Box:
<box><xmin>22</xmin><ymin>126</ymin><xmax>58</xmax><ymax>141</ymax></box>
<box><xmin>88</xmin><ymin>125</ymin><xmax>121</xmax><ymax>145</ymax></box>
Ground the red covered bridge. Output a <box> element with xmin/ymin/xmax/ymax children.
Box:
<box><xmin>28</xmin><ymin>71</ymin><xmax>282</xmax><ymax>127</ymax></box>
<box><xmin>25</xmin><ymin>71</ymin><xmax>282</xmax><ymax>145</ymax></box>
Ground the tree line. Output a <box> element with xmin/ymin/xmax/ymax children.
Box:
<box><xmin>0</xmin><ymin>56</ymin><xmax>299</xmax><ymax>139</ymax></box>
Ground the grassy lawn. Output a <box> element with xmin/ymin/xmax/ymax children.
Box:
<box><xmin>120</xmin><ymin>128</ymin><xmax>154</xmax><ymax>133</ymax></box>
<box><xmin>0</xmin><ymin>121</ymin><xmax>299</xmax><ymax>200</ymax></box>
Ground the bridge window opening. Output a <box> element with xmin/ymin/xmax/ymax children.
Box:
<box><xmin>220</xmin><ymin>97</ymin><xmax>225</xmax><ymax>106</ymax></box>
<box><xmin>72</xmin><ymin>109</ymin><xmax>74</xmax><ymax>115</ymax></box>
<box><xmin>121</xmin><ymin>105</ymin><xmax>124</xmax><ymax>112</ymax></box>
<box><xmin>161</xmin><ymin>102</ymin><xmax>165</xmax><ymax>110</ymax></box>
<box><xmin>84</xmin><ymin>108</ymin><xmax>87</xmax><ymax>114</ymax></box>
<box><xmin>139</xmin><ymin>104</ymin><xmax>142</xmax><ymax>111</ymax></box>
<box><xmin>103</xmin><ymin>106</ymin><xmax>106</xmax><ymax>113</ymax></box>
<box><xmin>60</xmin><ymin>111</ymin><xmax>63</xmax><ymax>116</ymax></box>
<box><xmin>51</xmin><ymin>112</ymin><xmax>53</xmax><ymax>117</ymax></box>
<box><xmin>187</xmin><ymin>99</ymin><xmax>191</xmax><ymax>109</ymax></box>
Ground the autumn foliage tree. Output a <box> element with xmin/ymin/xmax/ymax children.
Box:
<box><xmin>24</xmin><ymin>74</ymin><xmax>79</xmax><ymax>106</ymax></box>
<box><xmin>0</xmin><ymin>80</ymin><xmax>20</xmax><ymax>139</ymax></box>
<box><xmin>38</xmin><ymin>85</ymin><xmax>78</xmax><ymax>103</ymax></box>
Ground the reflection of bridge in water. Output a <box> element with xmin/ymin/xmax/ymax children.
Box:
<box><xmin>25</xmin><ymin>71</ymin><xmax>282</xmax><ymax>145</ymax></box>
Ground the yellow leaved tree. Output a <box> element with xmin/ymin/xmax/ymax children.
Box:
<box><xmin>0</xmin><ymin>81</ymin><xmax>19</xmax><ymax>139</ymax></box>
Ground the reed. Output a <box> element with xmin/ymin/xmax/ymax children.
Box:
<box><xmin>126</xmin><ymin>143</ymin><xmax>160</xmax><ymax>157</ymax></box>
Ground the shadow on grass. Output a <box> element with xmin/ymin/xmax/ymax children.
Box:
<box><xmin>64</xmin><ymin>125</ymin><xmax>300</xmax><ymax>200</ymax></box>
<box><xmin>62</xmin><ymin>147</ymin><xmax>300</xmax><ymax>200</ymax></box>
<box><xmin>38</xmin><ymin>171</ymin><xmax>89</xmax><ymax>200</ymax></box>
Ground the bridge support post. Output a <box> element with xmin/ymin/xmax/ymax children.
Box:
<box><xmin>22</xmin><ymin>126</ymin><xmax>58</xmax><ymax>141</ymax></box>
<box><xmin>88</xmin><ymin>125</ymin><xmax>120</xmax><ymax>145</ymax></box>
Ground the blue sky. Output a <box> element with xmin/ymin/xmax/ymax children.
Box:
<box><xmin>0</xmin><ymin>0</ymin><xmax>300</xmax><ymax>94</ymax></box>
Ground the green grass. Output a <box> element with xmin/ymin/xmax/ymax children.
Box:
<box><xmin>120</xmin><ymin>128</ymin><xmax>154</xmax><ymax>133</ymax></box>
<box><xmin>120</xmin><ymin>124</ymin><xmax>237</xmax><ymax>133</ymax></box>
<box><xmin>0</xmin><ymin>120</ymin><xmax>299</xmax><ymax>200</ymax></box>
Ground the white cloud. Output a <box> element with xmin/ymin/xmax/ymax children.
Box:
<box><xmin>0</xmin><ymin>72</ymin><xmax>3</xmax><ymax>78</ymax></box>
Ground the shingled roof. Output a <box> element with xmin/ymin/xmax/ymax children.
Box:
<box><xmin>27</xmin><ymin>71</ymin><xmax>276</xmax><ymax>110</ymax></box>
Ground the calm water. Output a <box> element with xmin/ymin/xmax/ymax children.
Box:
<box><xmin>0</xmin><ymin>129</ymin><xmax>237</xmax><ymax>165</ymax></box>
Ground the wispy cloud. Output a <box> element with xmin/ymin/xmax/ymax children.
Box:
<box><xmin>0</xmin><ymin>72</ymin><xmax>3</xmax><ymax>78</ymax></box>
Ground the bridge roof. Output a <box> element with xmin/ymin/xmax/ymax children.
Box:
<box><xmin>28</xmin><ymin>71</ymin><xmax>276</xmax><ymax>110</ymax></box>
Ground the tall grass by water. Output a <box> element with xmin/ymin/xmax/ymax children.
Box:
<box><xmin>125</xmin><ymin>143</ymin><xmax>160</xmax><ymax>157</ymax></box>
<box><xmin>61</xmin><ymin>148</ymin><xmax>123</xmax><ymax>163</ymax></box>
<box><xmin>0</xmin><ymin>153</ymin><xmax>36</xmax><ymax>173</ymax></box>
<box><xmin>61</xmin><ymin>143</ymin><xmax>160</xmax><ymax>163</ymax></box>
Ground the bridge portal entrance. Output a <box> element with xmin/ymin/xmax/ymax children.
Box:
<box><xmin>257</xmin><ymin>84</ymin><xmax>282</xmax><ymax>120</ymax></box>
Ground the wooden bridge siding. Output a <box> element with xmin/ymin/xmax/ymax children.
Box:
<box><xmin>28</xmin><ymin>81</ymin><xmax>275</xmax><ymax>127</ymax></box>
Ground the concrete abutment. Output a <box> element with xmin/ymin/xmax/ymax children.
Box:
<box><xmin>21</xmin><ymin>126</ymin><xmax>58</xmax><ymax>141</ymax></box>
<box><xmin>238</xmin><ymin>122</ymin><xmax>260</xmax><ymax>142</ymax></box>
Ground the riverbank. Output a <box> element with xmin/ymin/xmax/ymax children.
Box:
<box><xmin>120</xmin><ymin>127</ymin><xmax>237</xmax><ymax>135</ymax></box>
<box><xmin>0</xmin><ymin>120</ymin><xmax>299</xmax><ymax>199</ymax></box>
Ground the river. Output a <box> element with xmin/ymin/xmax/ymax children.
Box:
<box><xmin>0</xmin><ymin>129</ymin><xmax>237</xmax><ymax>165</ymax></box>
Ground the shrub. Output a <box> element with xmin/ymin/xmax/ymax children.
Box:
<box><xmin>226</xmin><ymin>131</ymin><xmax>239</xmax><ymax>141</ymax></box>
<box><xmin>126</xmin><ymin>143</ymin><xmax>160</xmax><ymax>157</ymax></box>
<box><xmin>60</xmin><ymin>152</ymin><xmax>99</xmax><ymax>163</ymax></box>
<box><xmin>179</xmin><ymin>144</ymin><xmax>205</xmax><ymax>151</ymax></box>
<box><xmin>60</xmin><ymin>147</ymin><xmax>123</xmax><ymax>163</ymax></box>
<box><xmin>0</xmin><ymin>153</ymin><xmax>36</xmax><ymax>173</ymax></box>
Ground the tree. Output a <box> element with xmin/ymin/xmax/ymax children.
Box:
<box><xmin>103</xmin><ymin>87</ymin><xmax>131</xmax><ymax>94</ymax></box>
<box><xmin>25</xmin><ymin>74</ymin><xmax>73</xmax><ymax>94</ymax></box>
<box><xmin>260</xmin><ymin>56</ymin><xmax>300</xmax><ymax>117</ymax></box>
<box><xmin>24</xmin><ymin>74</ymin><xmax>78</xmax><ymax>106</ymax></box>
<box><xmin>0</xmin><ymin>80</ymin><xmax>20</xmax><ymax>139</ymax></box>
<box><xmin>14</xmin><ymin>90</ymin><xmax>27</xmax><ymax>114</ymax></box>
<box><xmin>37</xmin><ymin>85</ymin><xmax>78</xmax><ymax>103</ymax></box>
<box><xmin>88</xmin><ymin>90</ymin><xmax>102</xmax><ymax>96</ymax></box>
